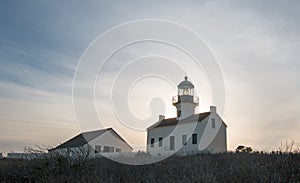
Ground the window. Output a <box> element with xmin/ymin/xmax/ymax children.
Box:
<box><xmin>94</xmin><ymin>145</ymin><xmax>101</xmax><ymax>153</ymax></box>
<box><xmin>192</xmin><ymin>133</ymin><xmax>197</xmax><ymax>144</ymax></box>
<box><xmin>177</xmin><ymin>110</ymin><xmax>181</xmax><ymax>117</ymax></box>
<box><xmin>103</xmin><ymin>146</ymin><xmax>114</xmax><ymax>153</ymax></box>
<box><xmin>103</xmin><ymin>146</ymin><xmax>110</xmax><ymax>152</ymax></box>
<box><xmin>212</xmin><ymin>119</ymin><xmax>216</xmax><ymax>129</ymax></box>
<box><xmin>170</xmin><ymin>136</ymin><xmax>175</xmax><ymax>150</ymax></box>
<box><xmin>159</xmin><ymin>137</ymin><xmax>163</xmax><ymax>147</ymax></box>
<box><xmin>150</xmin><ymin>138</ymin><xmax>155</xmax><ymax>147</ymax></box>
<box><xmin>182</xmin><ymin>135</ymin><xmax>187</xmax><ymax>145</ymax></box>
<box><xmin>116</xmin><ymin>148</ymin><xmax>121</xmax><ymax>152</ymax></box>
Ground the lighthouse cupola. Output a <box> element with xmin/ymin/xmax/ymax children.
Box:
<box><xmin>172</xmin><ymin>76</ymin><xmax>199</xmax><ymax>119</ymax></box>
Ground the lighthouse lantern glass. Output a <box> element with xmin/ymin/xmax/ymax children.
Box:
<box><xmin>178</xmin><ymin>87</ymin><xmax>194</xmax><ymax>96</ymax></box>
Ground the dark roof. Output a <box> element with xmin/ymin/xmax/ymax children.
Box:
<box><xmin>178</xmin><ymin>76</ymin><xmax>194</xmax><ymax>88</ymax></box>
<box><xmin>149</xmin><ymin>112</ymin><xmax>211</xmax><ymax>129</ymax></box>
<box><xmin>52</xmin><ymin>128</ymin><xmax>133</xmax><ymax>150</ymax></box>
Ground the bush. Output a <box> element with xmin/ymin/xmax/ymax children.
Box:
<box><xmin>0</xmin><ymin>152</ymin><xmax>299</xmax><ymax>182</ymax></box>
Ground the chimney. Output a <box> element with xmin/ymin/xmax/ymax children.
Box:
<box><xmin>210</xmin><ymin>106</ymin><xmax>216</xmax><ymax>113</ymax></box>
<box><xmin>159</xmin><ymin>115</ymin><xmax>165</xmax><ymax>121</ymax></box>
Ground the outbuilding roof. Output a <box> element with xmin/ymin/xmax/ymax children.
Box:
<box><xmin>52</xmin><ymin>128</ymin><xmax>133</xmax><ymax>150</ymax></box>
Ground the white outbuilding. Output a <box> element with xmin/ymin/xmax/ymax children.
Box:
<box><xmin>147</xmin><ymin>76</ymin><xmax>227</xmax><ymax>155</ymax></box>
<box><xmin>51</xmin><ymin>128</ymin><xmax>133</xmax><ymax>156</ymax></box>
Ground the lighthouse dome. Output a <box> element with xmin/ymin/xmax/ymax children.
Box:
<box><xmin>178</xmin><ymin>76</ymin><xmax>194</xmax><ymax>89</ymax></box>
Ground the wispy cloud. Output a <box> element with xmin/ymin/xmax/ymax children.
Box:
<box><xmin>0</xmin><ymin>0</ymin><xmax>299</xmax><ymax>154</ymax></box>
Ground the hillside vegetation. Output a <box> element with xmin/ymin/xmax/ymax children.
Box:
<box><xmin>0</xmin><ymin>152</ymin><xmax>299</xmax><ymax>182</ymax></box>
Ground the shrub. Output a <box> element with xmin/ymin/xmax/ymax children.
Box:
<box><xmin>0</xmin><ymin>152</ymin><xmax>299</xmax><ymax>182</ymax></box>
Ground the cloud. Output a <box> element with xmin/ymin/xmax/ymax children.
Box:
<box><xmin>0</xmin><ymin>0</ymin><xmax>300</xmax><ymax>154</ymax></box>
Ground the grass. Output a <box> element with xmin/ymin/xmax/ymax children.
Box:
<box><xmin>0</xmin><ymin>152</ymin><xmax>299</xmax><ymax>182</ymax></box>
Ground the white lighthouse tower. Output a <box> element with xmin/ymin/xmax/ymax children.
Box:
<box><xmin>172</xmin><ymin>76</ymin><xmax>199</xmax><ymax>119</ymax></box>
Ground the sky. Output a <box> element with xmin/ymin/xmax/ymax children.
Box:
<box><xmin>0</xmin><ymin>0</ymin><xmax>300</xmax><ymax>155</ymax></box>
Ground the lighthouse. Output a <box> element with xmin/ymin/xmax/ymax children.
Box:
<box><xmin>147</xmin><ymin>76</ymin><xmax>227</xmax><ymax>155</ymax></box>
